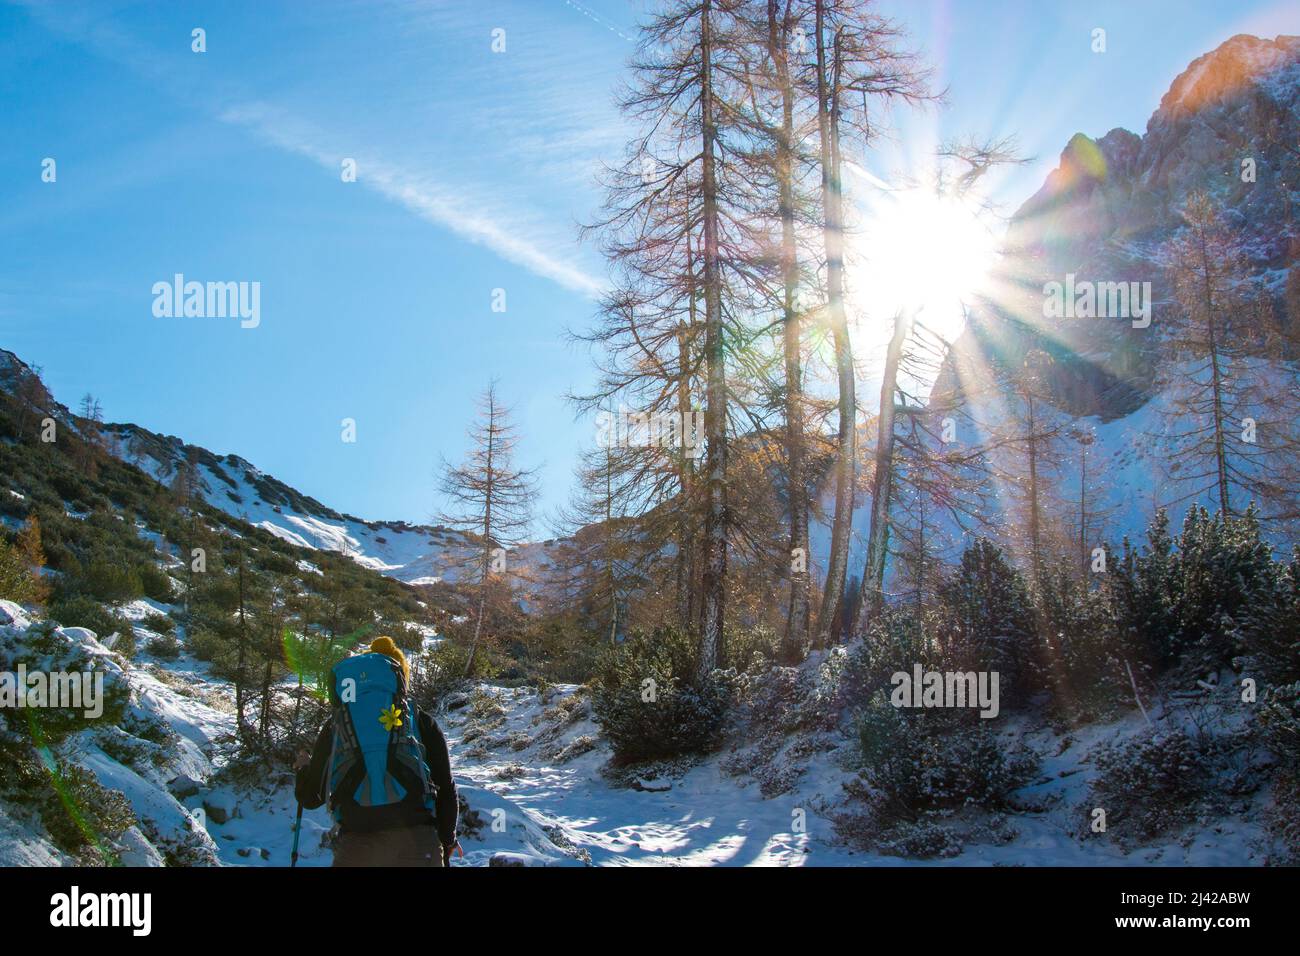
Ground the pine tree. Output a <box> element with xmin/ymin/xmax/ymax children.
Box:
<box><xmin>75</xmin><ymin>393</ymin><xmax>105</xmax><ymax>478</ymax></box>
<box><xmin>937</xmin><ymin>538</ymin><xmax>1035</xmax><ymax>693</ymax></box>
<box><xmin>732</xmin><ymin>0</ymin><xmax>822</xmax><ymax>662</ymax></box>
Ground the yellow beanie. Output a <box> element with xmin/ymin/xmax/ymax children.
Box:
<box><xmin>369</xmin><ymin>636</ymin><xmax>409</xmax><ymax>685</ymax></box>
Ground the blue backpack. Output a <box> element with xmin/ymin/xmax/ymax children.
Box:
<box><xmin>327</xmin><ymin>653</ymin><xmax>435</xmax><ymax>828</ymax></box>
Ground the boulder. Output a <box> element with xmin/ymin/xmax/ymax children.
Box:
<box><xmin>202</xmin><ymin>791</ymin><xmax>238</xmax><ymax>825</ymax></box>
<box><xmin>167</xmin><ymin>774</ymin><xmax>203</xmax><ymax>799</ymax></box>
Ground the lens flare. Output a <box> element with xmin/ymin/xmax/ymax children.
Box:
<box><xmin>848</xmin><ymin>184</ymin><xmax>1001</xmax><ymax>348</ymax></box>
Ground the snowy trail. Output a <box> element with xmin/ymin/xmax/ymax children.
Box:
<box><xmin>2</xmin><ymin>602</ymin><xmax>1269</xmax><ymax>867</ymax></box>
<box><xmin>436</xmin><ymin>685</ymin><xmax>1269</xmax><ymax>867</ymax></box>
<box><xmin>442</xmin><ymin>687</ymin><xmax>828</xmax><ymax>866</ymax></box>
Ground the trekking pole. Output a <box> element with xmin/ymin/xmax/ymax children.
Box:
<box><xmin>290</xmin><ymin>802</ymin><xmax>303</xmax><ymax>867</ymax></box>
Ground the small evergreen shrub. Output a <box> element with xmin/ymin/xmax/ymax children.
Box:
<box><xmin>1259</xmin><ymin>682</ymin><xmax>1300</xmax><ymax>862</ymax></box>
<box><xmin>1233</xmin><ymin>546</ymin><xmax>1300</xmax><ymax>687</ymax></box>
<box><xmin>854</xmin><ymin>695</ymin><xmax>1034</xmax><ymax>824</ymax></box>
<box><xmin>78</xmin><ymin>559</ymin><xmax>143</xmax><ymax>603</ymax></box>
<box><xmin>140</xmin><ymin>611</ymin><xmax>176</xmax><ymax>635</ymax></box>
<box><xmin>186</xmin><ymin>627</ymin><xmax>239</xmax><ymax>679</ymax></box>
<box><xmin>0</xmin><ymin>742</ymin><xmax>138</xmax><ymax>863</ymax></box>
<box><xmin>876</xmin><ymin>818</ymin><xmax>964</xmax><ymax>859</ymax></box>
<box><xmin>137</xmin><ymin>564</ymin><xmax>174</xmax><ymax>603</ymax></box>
<box><xmin>46</xmin><ymin>595</ymin><xmax>123</xmax><ymax>643</ymax></box>
<box><xmin>1089</xmin><ymin>729</ymin><xmax>1209</xmax><ymax>841</ymax></box>
<box><xmin>1034</xmin><ymin>564</ymin><xmax>1133</xmax><ymax>721</ymax></box>
<box><xmin>936</xmin><ymin>539</ymin><xmax>1036</xmax><ymax>705</ymax></box>
<box><xmin>145</xmin><ymin>632</ymin><xmax>182</xmax><ymax>660</ymax></box>
<box><xmin>0</xmin><ymin>622</ymin><xmax>130</xmax><ymax>743</ymax></box>
<box><xmin>592</xmin><ymin>627</ymin><xmax>734</xmax><ymax>764</ymax></box>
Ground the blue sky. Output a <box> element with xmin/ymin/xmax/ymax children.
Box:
<box><xmin>2</xmin><ymin>0</ymin><xmax>1296</xmax><ymax>528</ymax></box>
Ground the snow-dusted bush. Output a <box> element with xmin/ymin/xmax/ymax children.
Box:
<box><xmin>841</xmin><ymin>606</ymin><xmax>941</xmax><ymax>706</ymax></box>
<box><xmin>1170</xmin><ymin>507</ymin><xmax>1276</xmax><ymax>666</ymax></box>
<box><xmin>551</xmin><ymin>734</ymin><xmax>597</xmax><ymax>763</ymax></box>
<box><xmin>144</xmin><ymin>632</ymin><xmax>181</xmax><ymax>660</ymax></box>
<box><xmin>592</xmin><ymin>627</ymin><xmax>734</xmax><ymax>764</ymax></box>
<box><xmin>875</xmin><ymin>818</ymin><xmax>963</xmax><ymax>859</ymax></box>
<box><xmin>0</xmin><ymin>618</ymin><xmax>144</xmax><ymax>863</ymax></box>
<box><xmin>140</xmin><ymin>611</ymin><xmax>175</xmax><ymax>635</ymax></box>
<box><xmin>741</xmin><ymin>648</ymin><xmax>847</xmax><ymax>735</ymax></box>
<box><xmin>722</xmin><ymin>622</ymin><xmax>780</xmax><ymax>674</ymax></box>
<box><xmin>46</xmin><ymin>595</ymin><xmax>130</xmax><ymax>650</ymax></box>
<box><xmin>0</xmin><ymin>620</ymin><xmax>130</xmax><ymax>743</ymax></box>
<box><xmin>1033</xmin><ymin>564</ymin><xmax>1135</xmax><ymax>721</ymax></box>
<box><xmin>1259</xmin><ymin>681</ymin><xmax>1300</xmax><ymax>862</ymax></box>
<box><xmin>468</xmin><ymin>688</ymin><xmax>507</xmax><ymax>721</ymax></box>
<box><xmin>935</xmin><ymin>539</ymin><xmax>1037</xmax><ymax>702</ymax></box>
<box><xmin>539</xmin><ymin>691</ymin><xmax>587</xmax><ymax>730</ymax></box>
<box><xmin>852</xmin><ymin>694</ymin><xmax>1035</xmax><ymax>824</ymax></box>
<box><xmin>1232</xmin><ymin>546</ymin><xmax>1300</xmax><ymax>688</ymax></box>
<box><xmin>1114</xmin><ymin>506</ymin><xmax>1279</xmax><ymax>669</ymax></box>
<box><xmin>1089</xmin><ymin>728</ymin><xmax>1210</xmax><ymax>841</ymax></box>
<box><xmin>0</xmin><ymin>739</ymin><xmax>137</xmax><ymax>865</ymax></box>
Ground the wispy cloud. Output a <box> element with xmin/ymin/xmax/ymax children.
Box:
<box><xmin>220</xmin><ymin>102</ymin><xmax>605</xmax><ymax>298</ymax></box>
<box><xmin>10</xmin><ymin>0</ymin><xmax>607</xmax><ymax>299</ymax></box>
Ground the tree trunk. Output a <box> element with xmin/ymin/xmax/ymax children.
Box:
<box><xmin>858</xmin><ymin>310</ymin><xmax>912</xmax><ymax>631</ymax></box>
<box><xmin>677</xmin><ymin>242</ymin><xmax>699</xmax><ymax>633</ymax></box>
<box><xmin>464</xmin><ymin>400</ymin><xmax>496</xmax><ymax>678</ymax></box>
<box><xmin>235</xmin><ymin>552</ymin><xmax>250</xmax><ymax>747</ymax></box>
<box><xmin>698</xmin><ymin>0</ymin><xmax>728</xmax><ymax>680</ymax></box>
<box><xmin>1026</xmin><ymin>392</ymin><xmax>1041</xmax><ymax>594</ymax></box>
<box><xmin>771</xmin><ymin>0</ymin><xmax>810</xmax><ymax>662</ymax></box>
<box><xmin>1199</xmin><ymin>225</ymin><xmax>1231</xmax><ymax>517</ymax></box>
<box><xmin>1078</xmin><ymin>441</ymin><xmax>1088</xmax><ymax>577</ymax></box>
<box><xmin>814</xmin><ymin>6</ymin><xmax>856</xmax><ymax>646</ymax></box>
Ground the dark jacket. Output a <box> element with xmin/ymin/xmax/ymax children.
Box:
<box><xmin>296</xmin><ymin>708</ymin><xmax>458</xmax><ymax>850</ymax></box>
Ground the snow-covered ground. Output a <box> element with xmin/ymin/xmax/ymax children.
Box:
<box><xmin>0</xmin><ymin>596</ymin><xmax>1273</xmax><ymax>867</ymax></box>
<box><xmin>430</xmin><ymin>677</ymin><xmax>1267</xmax><ymax>867</ymax></box>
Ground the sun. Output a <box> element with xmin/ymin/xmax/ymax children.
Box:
<box><xmin>846</xmin><ymin>182</ymin><xmax>1002</xmax><ymax>351</ymax></box>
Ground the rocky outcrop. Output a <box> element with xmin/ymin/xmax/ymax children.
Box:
<box><xmin>935</xmin><ymin>34</ymin><xmax>1300</xmax><ymax>420</ymax></box>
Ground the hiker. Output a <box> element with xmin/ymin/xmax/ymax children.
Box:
<box><xmin>294</xmin><ymin>636</ymin><xmax>459</xmax><ymax>866</ymax></box>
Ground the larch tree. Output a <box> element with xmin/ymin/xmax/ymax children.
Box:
<box><xmin>803</xmin><ymin>0</ymin><xmax>931</xmax><ymax>644</ymax></box>
<box><xmin>579</xmin><ymin>0</ymin><xmax>766</xmax><ymax>678</ymax></box>
<box><xmin>1160</xmin><ymin>191</ymin><xmax>1300</xmax><ymax>527</ymax></box>
<box><xmin>553</xmin><ymin>440</ymin><xmax>641</xmax><ymax>647</ymax></box>
<box><xmin>854</xmin><ymin>136</ymin><xmax>1022</xmax><ymax>631</ymax></box>
<box><xmin>439</xmin><ymin>384</ymin><xmax>539</xmax><ymax>677</ymax></box>
<box><xmin>731</xmin><ymin>0</ymin><xmax>826</xmax><ymax>662</ymax></box>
